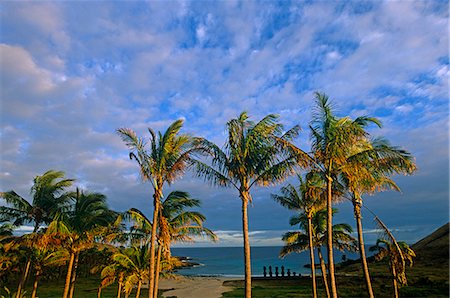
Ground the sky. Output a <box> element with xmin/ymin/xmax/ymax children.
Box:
<box><xmin>0</xmin><ymin>1</ymin><xmax>448</xmax><ymax>248</ymax></box>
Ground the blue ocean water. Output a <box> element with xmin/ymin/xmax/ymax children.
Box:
<box><xmin>172</xmin><ymin>246</ymin><xmax>363</xmax><ymax>277</ymax></box>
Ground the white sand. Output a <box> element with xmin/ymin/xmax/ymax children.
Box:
<box><xmin>158</xmin><ymin>276</ymin><xmax>235</xmax><ymax>298</ymax></box>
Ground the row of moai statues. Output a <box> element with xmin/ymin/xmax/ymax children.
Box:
<box><xmin>263</xmin><ymin>265</ymin><xmax>298</xmax><ymax>278</ymax></box>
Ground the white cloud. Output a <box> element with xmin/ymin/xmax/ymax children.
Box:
<box><xmin>0</xmin><ymin>1</ymin><xmax>447</xmax><ymax>246</ymax></box>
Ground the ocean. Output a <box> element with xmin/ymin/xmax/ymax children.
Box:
<box><xmin>172</xmin><ymin>246</ymin><xmax>363</xmax><ymax>277</ymax></box>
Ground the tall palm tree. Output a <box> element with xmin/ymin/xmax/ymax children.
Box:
<box><xmin>121</xmin><ymin>191</ymin><xmax>217</xmax><ymax>298</ymax></box>
<box><xmin>272</xmin><ymin>172</ymin><xmax>325</xmax><ymax>298</ymax></box>
<box><xmin>117</xmin><ymin>119</ymin><xmax>194</xmax><ymax>298</ymax></box>
<box><xmin>0</xmin><ymin>170</ymin><xmax>74</xmax><ymax>298</ymax></box>
<box><xmin>341</xmin><ymin>137</ymin><xmax>416</xmax><ymax>298</ymax></box>
<box><xmin>192</xmin><ymin>112</ymin><xmax>307</xmax><ymax>298</ymax></box>
<box><xmin>280</xmin><ymin>208</ymin><xmax>357</xmax><ymax>298</ymax></box>
<box><xmin>309</xmin><ymin>92</ymin><xmax>382</xmax><ymax>298</ymax></box>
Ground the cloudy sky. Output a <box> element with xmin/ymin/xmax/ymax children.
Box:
<box><xmin>1</xmin><ymin>1</ymin><xmax>448</xmax><ymax>247</ymax></box>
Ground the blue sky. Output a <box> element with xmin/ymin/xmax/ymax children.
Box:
<box><xmin>0</xmin><ymin>1</ymin><xmax>448</xmax><ymax>247</ymax></box>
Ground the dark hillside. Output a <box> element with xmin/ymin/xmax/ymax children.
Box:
<box><xmin>412</xmin><ymin>222</ymin><xmax>449</xmax><ymax>266</ymax></box>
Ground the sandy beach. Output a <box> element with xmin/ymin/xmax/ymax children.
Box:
<box><xmin>158</xmin><ymin>276</ymin><xmax>235</xmax><ymax>298</ymax></box>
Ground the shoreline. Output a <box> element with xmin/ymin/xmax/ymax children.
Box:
<box><xmin>158</xmin><ymin>276</ymin><xmax>236</xmax><ymax>298</ymax></box>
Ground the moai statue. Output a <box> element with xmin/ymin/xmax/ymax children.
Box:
<box><xmin>269</xmin><ymin>266</ymin><xmax>273</xmax><ymax>277</ymax></box>
<box><xmin>287</xmin><ymin>269</ymin><xmax>291</xmax><ymax>277</ymax></box>
<box><xmin>275</xmin><ymin>266</ymin><xmax>279</xmax><ymax>277</ymax></box>
<box><xmin>263</xmin><ymin>266</ymin><xmax>267</xmax><ymax>277</ymax></box>
<box><xmin>293</xmin><ymin>272</ymin><xmax>297</xmax><ymax>277</ymax></box>
<box><xmin>281</xmin><ymin>266</ymin><xmax>285</xmax><ymax>277</ymax></box>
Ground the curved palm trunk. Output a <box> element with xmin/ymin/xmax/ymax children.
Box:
<box><xmin>31</xmin><ymin>271</ymin><xmax>40</xmax><ymax>298</ymax></box>
<box><xmin>352</xmin><ymin>196</ymin><xmax>374</xmax><ymax>298</ymax></box>
<box><xmin>241</xmin><ymin>193</ymin><xmax>252</xmax><ymax>298</ymax></box>
<box><xmin>148</xmin><ymin>192</ymin><xmax>161</xmax><ymax>298</ymax></box>
<box><xmin>68</xmin><ymin>252</ymin><xmax>80</xmax><ymax>298</ymax></box>
<box><xmin>326</xmin><ymin>174</ymin><xmax>337</xmax><ymax>298</ymax></box>
<box><xmin>317</xmin><ymin>247</ymin><xmax>330</xmax><ymax>298</ymax></box>
<box><xmin>97</xmin><ymin>287</ymin><xmax>102</xmax><ymax>298</ymax></box>
<box><xmin>390</xmin><ymin>260</ymin><xmax>399</xmax><ymax>298</ymax></box>
<box><xmin>117</xmin><ymin>273</ymin><xmax>124</xmax><ymax>298</ymax></box>
<box><xmin>136</xmin><ymin>280</ymin><xmax>142</xmax><ymax>298</ymax></box>
<box><xmin>153</xmin><ymin>243</ymin><xmax>163</xmax><ymax>298</ymax></box>
<box><xmin>307</xmin><ymin>215</ymin><xmax>317</xmax><ymax>298</ymax></box>
<box><xmin>63</xmin><ymin>252</ymin><xmax>76</xmax><ymax>298</ymax></box>
<box><xmin>16</xmin><ymin>258</ymin><xmax>31</xmax><ymax>298</ymax></box>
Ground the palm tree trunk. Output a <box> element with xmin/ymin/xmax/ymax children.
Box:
<box><xmin>97</xmin><ymin>287</ymin><xmax>102</xmax><ymax>298</ymax></box>
<box><xmin>117</xmin><ymin>273</ymin><xmax>124</xmax><ymax>298</ymax></box>
<box><xmin>136</xmin><ymin>280</ymin><xmax>142</xmax><ymax>298</ymax></box>
<box><xmin>241</xmin><ymin>193</ymin><xmax>252</xmax><ymax>298</ymax></box>
<box><xmin>353</xmin><ymin>196</ymin><xmax>374</xmax><ymax>298</ymax></box>
<box><xmin>318</xmin><ymin>247</ymin><xmax>330</xmax><ymax>298</ymax></box>
<box><xmin>326</xmin><ymin>173</ymin><xmax>337</xmax><ymax>298</ymax></box>
<box><xmin>148</xmin><ymin>191</ymin><xmax>161</xmax><ymax>298</ymax></box>
<box><xmin>153</xmin><ymin>243</ymin><xmax>163</xmax><ymax>298</ymax></box>
<box><xmin>16</xmin><ymin>258</ymin><xmax>31</xmax><ymax>298</ymax></box>
<box><xmin>68</xmin><ymin>252</ymin><xmax>79</xmax><ymax>298</ymax></box>
<box><xmin>307</xmin><ymin>215</ymin><xmax>317</xmax><ymax>298</ymax></box>
<box><xmin>63</xmin><ymin>252</ymin><xmax>76</xmax><ymax>298</ymax></box>
<box><xmin>31</xmin><ymin>271</ymin><xmax>40</xmax><ymax>298</ymax></box>
<box><xmin>390</xmin><ymin>261</ymin><xmax>399</xmax><ymax>298</ymax></box>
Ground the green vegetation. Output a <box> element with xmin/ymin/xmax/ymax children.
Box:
<box><xmin>222</xmin><ymin>269</ymin><xmax>449</xmax><ymax>298</ymax></box>
<box><xmin>0</xmin><ymin>170</ymin><xmax>215</xmax><ymax>298</ymax></box>
<box><xmin>117</xmin><ymin>119</ymin><xmax>195</xmax><ymax>298</ymax></box>
<box><xmin>1</xmin><ymin>276</ymin><xmax>156</xmax><ymax>298</ymax></box>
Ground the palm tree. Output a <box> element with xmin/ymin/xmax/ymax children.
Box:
<box><xmin>369</xmin><ymin>216</ymin><xmax>415</xmax><ymax>298</ymax></box>
<box><xmin>154</xmin><ymin>191</ymin><xmax>217</xmax><ymax>297</ymax></box>
<box><xmin>112</xmin><ymin>246</ymin><xmax>150</xmax><ymax>298</ymax></box>
<box><xmin>280</xmin><ymin>208</ymin><xmax>357</xmax><ymax>298</ymax></box>
<box><xmin>309</xmin><ymin>92</ymin><xmax>383</xmax><ymax>298</ymax></box>
<box><xmin>369</xmin><ymin>239</ymin><xmax>415</xmax><ymax>298</ymax></box>
<box><xmin>99</xmin><ymin>259</ymin><xmax>127</xmax><ymax>298</ymax></box>
<box><xmin>341</xmin><ymin>137</ymin><xmax>416</xmax><ymax>298</ymax></box>
<box><xmin>0</xmin><ymin>170</ymin><xmax>74</xmax><ymax>233</ymax></box>
<box><xmin>26</xmin><ymin>233</ymin><xmax>55</xmax><ymax>298</ymax></box>
<box><xmin>117</xmin><ymin>119</ymin><xmax>194</xmax><ymax>298</ymax></box>
<box><xmin>0</xmin><ymin>170</ymin><xmax>74</xmax><ymax>298</ymax></box>
<box><xmin>272</xmin><ymin>172</ymin><xmax>325</xmax><ymax>298</ymax></box>
<box><xmin>192</xmin><ymin>112</ymin><xmax>307</xmax><ymax>298</ymax></box>
<box><xmin>47</xmin><ymin>189</ymin><xmax>116</xmax><ymax>298</ymax></box>
<box><xmin>121</xmin><ymin>191</ymin><xmax>217</xmax><ymax>298</ymax></box>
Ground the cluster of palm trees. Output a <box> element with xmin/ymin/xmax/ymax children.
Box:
<box><xmin>1</xmin><ymin>92</ymin><xmax>417</xmax><ymax>298</ymax></box>
<box><xmin>117</xmin><ymin>92</ymin><xmax>416</xmax><ymax>298</ymax></box>
<box><xmin>0</xmin><ymin>170</ymin><xmax>116</xmax><ymax>298</ymax></box>
<box><xmin>270</xmin><ymin>93</ymin><xmax>417</xmax><ymax>298</ymax></box>
<box><xmin>0</xmin><ymin>172</ymin><xmax>215</xmax><ymax>298</ymax></box>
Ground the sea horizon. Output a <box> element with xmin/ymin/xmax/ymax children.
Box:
<box><xmin>172</xmin><ymin>246</ymin><xmax>368</xmax><ymax>277</ymax></box>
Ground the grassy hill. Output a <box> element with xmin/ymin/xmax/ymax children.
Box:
<box><xmin>412</xmin><ymin>222</ymin><xmax>449</xmax><ymax>267</ymax></box>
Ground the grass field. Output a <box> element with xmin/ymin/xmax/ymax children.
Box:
<box><xmin>221</xmin><ymin>259</ymin><xmax>449</xmax><ymax>298</ymax></box>
<box><xmin>0</xmin><ymin>277</ymin><xmax>152</xmax><ymax>298</ymax></box>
